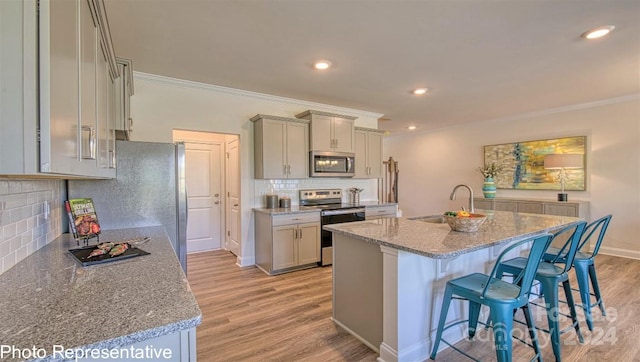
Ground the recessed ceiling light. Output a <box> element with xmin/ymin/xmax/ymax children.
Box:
<box><xmin>314</xmin><ymin>60</ymin><xmax>332</xmax><ymax>70</ymax></box>
<box><xmin>413</xmin><ymin>88</ymin><xmax>428</xmax><ymax>95</ymax></box>
<box><xmin>408</xmin><ymin>126</ymin><xmax>417</xmax><ymax>130</ymax></box>
<box><xmin>581</xmin><ymin>25</ymin><xmax>615</xmax><ymax>39</ymax></box>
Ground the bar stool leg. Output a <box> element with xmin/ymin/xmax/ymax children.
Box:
<box><xmin>522</xmin><ymin>304</ymin><xmax>543</xmax><ymax>362</ymax></box>
<box><xmin>589</xmin><ymin>264</ymin><xmax>606</xmax><ymax>315</ymax></box>
<box><xmin>490</xmin><ymin>304</ymin><xmax>514</xmax><ymax>362</ymax></box>
<box><xmin>540</xmin><ymin>278</ymin><xmax>562</xmax><ymax>362</ymax></box>
<box><xmin>468</xmin><ymin>301</ymin><xmax>481</xmax><ymax>339</ymax></box>
<box><xmin>562</xmin><ymin>280</ymin><xmax>583</xmax><ymax>343</ymax></box>
<box><xmin>430</xmin><ymin>286</ymin><xmax>453</xmax><ymax>360</ymax></box>
<box><xmin>574</xmin><ymin>262</ymin><xmax>594</xmax><ymax>331</ymax></box>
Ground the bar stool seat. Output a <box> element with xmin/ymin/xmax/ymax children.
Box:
<box><xmin>430</xmin><ymin>233</ymin><xmax>554</xmax><ymax>362</ymax></box>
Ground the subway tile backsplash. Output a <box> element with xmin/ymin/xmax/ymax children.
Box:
<box><xmin>0</xmin><ymin>179</ymin><xmax>62</xmax><ymax>275</ymax></box>
<box><xmin>254</xmin><ymin>178</ymin><xmax>379</xmax><ymax>207</ymax></box>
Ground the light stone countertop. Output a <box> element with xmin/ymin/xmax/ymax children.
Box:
<box><xmin>0</xmin><ymin>226</ymin><xmax>201</xmax><ymax>362</ymax></box>
<box><xmin>324</xmin><ymin>210</ymin><xmax>583</xmax><ymax>259</ymax></box>
<box><xmin>253</xmin><ymin>201</ymin><xmax>397</xmax><ymax>215</ymax></box>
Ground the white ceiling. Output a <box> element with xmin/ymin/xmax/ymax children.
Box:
<box><xmin>104</xmin><ymin>0</ymin><xmax>640</xmax><ymax>135</ymax></box>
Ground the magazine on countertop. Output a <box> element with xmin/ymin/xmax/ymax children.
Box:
<box><xmin>67</xmin><ymin>198</ymin><xmax>101</xmax><ymax>239</ymax></box>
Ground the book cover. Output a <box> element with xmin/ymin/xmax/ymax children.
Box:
<box><xmin>64</xmin><ymin>200</ymin><xmax>78</xmax><ymax>238</ymax></box>
<box><xmin>68</xmin><ymin>198</ymin><xmax>101</xmax><ymax>238</ymax></box>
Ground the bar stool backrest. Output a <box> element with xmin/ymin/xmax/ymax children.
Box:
<box><xmin>546</xmin><ymin>221</ymin><xmax>587</xmax><ymax>274</ymax></box>
<box><xmin>578</xmin><ymin>215</ymin><xmax>612</xmax><ymax>259</ymax></box>
<box><xmin>482</xmin><ymin>233</ymin><xmax>554</xmax><ymax>301</ymax></box>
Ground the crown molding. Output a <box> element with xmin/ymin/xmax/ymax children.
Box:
<box><xmin>133</xmin><ymin>71</ymin><xmax>384</xmax><ymax>120</ymax></box>
<box><xmin>386</xmin><ymin>92</ymin><xmax>640</xmax><ymax>139</ymax></box>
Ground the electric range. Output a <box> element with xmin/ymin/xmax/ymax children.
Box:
<box><xmin>299</xmin><ymin>189</ymin><xmax>365</xmax><ymax>266</ymax></box>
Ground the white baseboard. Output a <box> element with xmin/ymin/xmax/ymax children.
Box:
<box><xmin>332</xmin><ymin>318</ymin><xmax>380</xmax><ymax>353</ymax></box>
<box><xmin>598</xmin><ymin>246</ymin><xmax>640</xmax><ymax>260</ymax></box>
<box><xmin>236</xmin><ymin>255</ymin><xmax>255</xmax><ymax>267</ymax></box>
<box><xmin>377</xmin><ymin>342</ymin><xmax>397</xmax><ymax>362</ymax></box>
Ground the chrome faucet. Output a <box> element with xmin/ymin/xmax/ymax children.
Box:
<box><xmin>450</xmin><ymin>184</ymin><xmax>474</xmax><ymax>213</ymax></box>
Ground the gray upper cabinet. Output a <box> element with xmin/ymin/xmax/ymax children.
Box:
<box><xmin>114</xmin><ymin>57</ymin><xmax>134</xmax><ymax>141</ymax></box>
<box><xmin>251</xmin><ymin>114</ymin><xmax>310</xmax><ymax>179</ymax></box>
<box><xmin>295</xmin><ymin>110</ymin><xmax>356</xmax><ymax>153</ymax></box>
<box><xmin>354</xmin><ymin>127</ymin><xmax>384</xmax><ymax>178</ymax></box>
<box><xmin>0</xmin><ymin>0</ymin><xmax>119</xmax><ymax>178</ymax></box>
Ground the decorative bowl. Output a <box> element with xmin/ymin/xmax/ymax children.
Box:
<box><xmin>444</xmin><ymin>214</ymin><xmax>487</xmax><ymax>232</ymax></box>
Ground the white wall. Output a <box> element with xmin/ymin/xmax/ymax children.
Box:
<box><xmin>384</xmin><ymin>96</ymin><xmax>640</xmax><ymax>259</ymax></box>
<box><xmin>129</xmin><ymin>72</ymin><xmax>382</xmax><ymax>266</ymax></box>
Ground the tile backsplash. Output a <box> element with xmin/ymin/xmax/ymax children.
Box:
<box><xmin>254</xmin><ymin>178</ymin><xmax>379</xmax><ymax>207</ymax></box>
<box><xmin>0</xmin><ymin>179</ymin><xmax>62</xmax><ymax>275</ymax></box>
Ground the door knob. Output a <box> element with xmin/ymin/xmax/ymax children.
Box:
<box><xmin>214</xmin><ymin>201</ymin><xmax>220</xmax><ymax>204</ymax></box>
<box><xmin>214</xmin><ymin>193</ymin><xmax>219</xmax><ymax>197</ymax></box>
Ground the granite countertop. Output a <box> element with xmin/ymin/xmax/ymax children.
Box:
<box><xmin>0</xmin><ymin>226</ymin><xmax>201</xmax><ymax>362</ymax></box>
<box><xmin>323</xmin><ymin>210</ymin><xmax>583</xmax><ymax>259</ymax></box>
<box><xmin>253</xmin><ymin>201</ymin><xmax>397</xmax><ymax>215</ymax></box>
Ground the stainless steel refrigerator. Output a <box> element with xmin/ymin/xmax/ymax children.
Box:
<box><xmin>68</xmin><ymin>141</ymin><xmax>188</xmax><ymax>272</ymax></box>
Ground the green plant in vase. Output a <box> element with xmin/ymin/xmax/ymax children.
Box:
<box><xmin>477</xmin><ymin>163</ymin><xmax>503</xmax><ymax>198</ymax></box>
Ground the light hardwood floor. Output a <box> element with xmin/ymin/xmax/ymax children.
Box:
<box><xmin>187</xmin><ymin>251</ymin><xmax>640</xmax><ymax>361</ymax></box>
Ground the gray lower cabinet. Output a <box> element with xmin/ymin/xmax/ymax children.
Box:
<box><xmin>255</xmin><ymin>211</ymin><xmax>320</xmax><ymax>275</ymax></box>
<box><xmin>474</xmin><ymin>197</ymin><xmax>588</xmax><ymax>218</ymax></box>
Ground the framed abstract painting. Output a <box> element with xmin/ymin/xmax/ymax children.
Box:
<box><xmin>483</xmin><ymin>136</ymin><xmax>586</xmax><ymax>190</ymax></box>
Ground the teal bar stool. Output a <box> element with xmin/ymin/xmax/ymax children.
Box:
<box><xmin>430</xmin><ymin>233</ymin><xmax>554</xmax><ymax>362</ymax></box>
<box><xmin>495</xmin><ymin>221</ymin><xmax>587</xmax><ymax>362</ymax></box>
<box><xmin>544</xmin><ymin>214</ymin><xmax>612</xmax><ymax>331</ymax></box>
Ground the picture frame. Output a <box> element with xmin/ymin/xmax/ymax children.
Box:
<box><xmin>483</xmin><ymin>136</ymin><xmax>586</xmax><ymax>190</ymax></box>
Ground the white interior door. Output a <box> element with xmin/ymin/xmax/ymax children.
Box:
<box><xmin>185</xmin><ymin>142</ymin><xmax>222</xmax><ymax>253</ymax></box>
<box><xmin>226</xmin><ymin>137</ymin><xmax>241</xmax><ymax>256</ymax></box>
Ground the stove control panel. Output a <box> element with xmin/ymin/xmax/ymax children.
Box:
<box><xmin>299</xmin><ymin>189</ymin><xmax>342</xmax><ymax>202</ymax></box>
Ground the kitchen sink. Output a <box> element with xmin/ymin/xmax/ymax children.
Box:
<box><xmin>408</xmin><ymin>215</ymin><xmax>446</xmax><ymax>224</ymax></box>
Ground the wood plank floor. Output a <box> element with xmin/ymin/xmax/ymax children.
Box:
<box><xmin>187</xmin><ymin>251</ymin><xmax>640</xmax><ymax>361</ymax></box>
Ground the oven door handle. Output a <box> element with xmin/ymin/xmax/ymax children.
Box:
<box><xmin>321</xmin><ymin>208</ymin><xmax>366</xmax><ymax>216</ymax></box>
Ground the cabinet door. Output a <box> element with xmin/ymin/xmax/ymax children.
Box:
<box><xmin>495</xmin><ymin>201</ymin><xmax>518</xmax><ymax>212</ymax></box>
<box><xmin>297</xmin><ymin>222</ymin><xmax>320</xmax><ymax>265</ymax></box>
<box><xmin>96</xmin><ymin>39</ymin><xmax>116</xmax><ymax>177</ymax></box>
<box><xmin>272</xmin><ymin>225</ymin><xmax>297</xmax><ymax>270</ymax></box>
<box><xmin>261</xmin><ymin>119</ymin><xmax>287</xmax><ymax>178</ymax></box>
<box><xmin>367</xmin><ymin>131</ymin><xmax>383</xmax><ymax>178</ymax></box>
<box><xmin>107</xmin><ymin>61</ymin><xmax>117</xmax><ymax>169</ymax></box>
<box><xmin>285</xmin><ymin>122</ymin><xmax>309</xmax><ymax>178</ymax></box>
<box><xmin>544</xmin><ymin>204</ymin><xmax>578</xmax><ymax>217</ymax></box>
<box><xmin>353</xmin><ymin>130</ymin><xmax>368</xmax><ymax>178</ymax></box>
<box><xmin>333</xmin><ymin>117</ymin><xmax>355</xmax><ymax>152</ymax></box>
<box><xmin>97</xmin><ymin>40</ymin><xmax>109</xmax><ymax>170</ymax></box>
<box><xmin>518</xmin><ymin>202</ymin><xmax>543</xmax><ymax>214</ymax></box>
<box><xmin>79</xmin><ymin>0</ymin><xmax>98</xmax><ymax>170</ymax></box>
<box><xmin>474</xmin><ymin>199</ymin><xmax>494</xmax><ymax>211</ymax></box>
<box><xmin>310</xmin><ymin>114</ymin><xmax>333</xmax><ymax>151</ymax></box>
<box><xmin>42</xmin><ymin>0</ymin><xmax>79</xmax><ymax>174</ymax></box>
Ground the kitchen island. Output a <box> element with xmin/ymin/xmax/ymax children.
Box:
<box><xmin>324</xmin><ymin>210</ymin><xmax>583</xmax><ymax>362</ymax></box>
<box><xmin>0</xmin><ymin>226</ymin><xmax>201</xmax><ymax>362</ymax></box>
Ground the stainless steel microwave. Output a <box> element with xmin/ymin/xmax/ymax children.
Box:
<box><xmin>310</xmin><ymin>151</ymin><xmax>355</xmax><ymax>177</ymax></box>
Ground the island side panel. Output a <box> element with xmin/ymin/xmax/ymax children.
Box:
<box><xmin>332</xmin><ymin>233</ymin><xmax>383</xmax><ymax>351</ymax></box>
